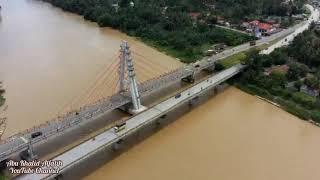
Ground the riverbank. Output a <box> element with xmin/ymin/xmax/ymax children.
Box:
<box><xmin>40</xmin><ymin>0</ymin><xmax>253</xmax><ymax>63</ymax></box>
<box><xmin>236</xmin><ymin>82</ymin><xmax>320</xmax><ymax>123</ymax></box>
<box><xmin>228</xmin><ymin>5</ymin><xmax>320</xmax><ymax>126</ymax></box>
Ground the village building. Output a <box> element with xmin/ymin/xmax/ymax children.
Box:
<box><xmin>242</xmin><ymin>20</ymin><xmax>279</xmax><ymax>37</ymax></box>
<box><xmin>300</xmin><ymin>85</ymin><xmax>319</xmax><ymax>97</ymax></box>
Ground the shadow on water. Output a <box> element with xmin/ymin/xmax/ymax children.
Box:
<box><xmin>60</xmin><ymin>84</ymin><xmax>229</xmax><ymax>180</ymax></box>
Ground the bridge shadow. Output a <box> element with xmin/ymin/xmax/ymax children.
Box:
<box><xmin>59</xmin><ymin>84</ymin><xmax>230</xmax><ymax>180</ymax></box>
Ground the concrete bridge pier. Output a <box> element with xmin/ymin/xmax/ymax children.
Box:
<box><xmin>118</xmin><ymin>102</ymin><xmax>147</xmax><ymax>115</ymax></box>
<box><xmin>112</xmin><ymin>139</ymin><xmax>124</xmax><ymax>151</ymax></box>
<box><xmin>188</xmin><ymin>96</ymin><xmax>199</xmax><ymax>107</ymax></box>
<box><xmin>182</xmin><ymin>73</ymin><xmax>195</xmax><ymax>83</ymax></box>
<box><xmin>19</xmin><ymin>137</ymin><xmax>38</xmax><ymax>161</ymax></box>
<box><xmin>203</xmin><ymin>64</ymin><xmax>216</xmax><ymax>73</ymax></box>
<box><xmin>213</xmin><ymin>87</ymin><xmax>218</xmax><ymax>95</ymax></box>
<box><xmin>0</xmin><ymin>159</ymin><xmax>7</xmax><ymax>171</ymax></box>
<box><xmin>117</xmin><ymin>104</ymin><xmax>133</xmax><ymax>115</ymax></box>
<box><xmin>54</xmin><ymin>174</ymin><xmax>63</xmax><ymax>180</ymax></box>
<box><xmin>156</xmin><ymin>114</ymin><xmax>167</xmax><ymax>126</ymax></box>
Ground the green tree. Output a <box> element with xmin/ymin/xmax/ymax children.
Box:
<box><xmin>287</xmin><ymin>62</ymin><xmax>309</xmax><ymax>80</ymax></box>
<box><xmin>270</xmin><ymin>70</ymin><xmax>287</xmax><ymax>87</ymax></box>
<box><xmin>304</xmin><ymin>75</ymin><xmax>320</xmax><ymax>89</ymax></box>
<box><xmin>294</xmin><ymin>80</ymin><xmax>303</xmax><ymax>90</ymax></box>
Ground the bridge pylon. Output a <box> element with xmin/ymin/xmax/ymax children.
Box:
<box><xmin>19</xmin><ymin>137</ymin><xmax>38</xmax><ymax>161</ymax></box>
<box><xmin>119</xmin><ymin>41</ymin><xmax>146</xmax><ymax>114</ymax></box>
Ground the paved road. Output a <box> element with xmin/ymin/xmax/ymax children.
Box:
<box><xmin>261</xmin><ymin>4</ymin><xmax>319</xmax><ymax>54</ymax></box>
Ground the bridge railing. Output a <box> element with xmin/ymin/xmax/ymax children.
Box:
<box><xmin>0</xmin><ymin>64</ymin><xmax>196</xmax><ymax>161</ymax></box>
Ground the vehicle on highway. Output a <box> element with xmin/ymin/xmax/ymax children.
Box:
<box><xmin>175</xmin><ymin>93</ymin><xmax>181</xmax><ymax>99</ymax></box>
<box><xmin>31</xmin><ymin>131</ymin><xmax>43</xmax><ymax>138</ymax></box>
<box><xmin>249</xmin><ymin>41</ymin><xmax>256</xmax><ymax>46</ymax></box>
<box><xmin>206</xmin><ymin>49</ymin><xmax>218</xmax><ymax>56</ymax></box>
<box><xmin>213</xmin><ymin>43</ymin><xmax>227</xmax><ymax>50</ymax></box>
<box><xmin>114</xmin><ymin>122</ymin><xmax>126</xmax><ymax>133</ymax></box>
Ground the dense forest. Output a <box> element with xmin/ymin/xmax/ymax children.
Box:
<box><xmin>214</xmin><ymin>0</ymin><xmax>306</xmax><ymax>21</ymax></box>
<box><xmin>238</xmin><ymin>24</ymin><xmax>320</xmax><ymax>122</ymax></box>
<box><xmin>41</xmin><ymin>0</ymin><xmax>306</xmax><ymax>62</ymax></box>
<box><xmin>41</xmin><ymin>0</ymin><xmax>259</xmax><ymax>62</ymax></box>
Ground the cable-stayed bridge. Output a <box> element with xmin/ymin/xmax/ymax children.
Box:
<box><xmin>0</xmin><ymin>15</ymin><xmax>311</xmax><ymax>165</ymax></box>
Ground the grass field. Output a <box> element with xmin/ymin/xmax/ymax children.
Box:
<box><xmin>219</xmin><ymin>52</ymin><xmax>247</xmax><ymax>68</ymax></box>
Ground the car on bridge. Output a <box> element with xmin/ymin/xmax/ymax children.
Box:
<box><xmin>114</xmin><ymin>122</ymin><xmax>126</xmax><ymax>133</ymax></box>
<box><xmin>175</xmin><ymin>93</ymin><xmax>181</xmax><ymax>99</ymax></box>
<box><xmin>31</xmin><ymin>131</ymin><xmax>43</xmax><ymax>139</ymax></box>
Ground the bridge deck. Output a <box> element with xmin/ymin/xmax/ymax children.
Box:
<box><xmin>17</xmin><ymin>64</ymin><xmax>244</xmax><ymax>180</ymax></box>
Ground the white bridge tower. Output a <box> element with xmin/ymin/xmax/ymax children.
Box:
<box><xmin>119</xmin><ymin>41</ymin><xmax>146</xmax><ymax>114</ymax></box>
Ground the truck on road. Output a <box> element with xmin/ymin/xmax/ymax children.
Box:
<box><xmin>249</xmin><ymin>41</ymin><xmax>256</xmax><ymax>46</ymax></box>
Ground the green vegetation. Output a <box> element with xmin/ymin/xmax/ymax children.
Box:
<box><xmin>238</xmin><ymin>26</ymin><xmax>320</xmax><ymax>122</ymax></box>
<box><xmin>0</xmin><ymin>173</ymin><xmax>6</xmax><ymax>180</ymax></box>
<box><xmin>219</xmin><ymin>52</ymin><xmax>247</xmax><ymax>68</ymax></box>
<box><xmin>215</xmin><ymin>0</ymin><xmax>306</xmax><ymax>21</ymax></box>
<box><xmin>42</xmin><ymin>0</ymin><xmax>256</xmax><ymax>62</ymax></box>
<box><xmin>40</xmin><ymin>0</ymin><xmax>307</xmax><ymax>62</ymax></box>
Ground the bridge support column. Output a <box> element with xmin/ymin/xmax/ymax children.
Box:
<box><xmin>119</xmin><ymin>42</ymin><xmax>127</xmax><ymax>92</ymax></box>
<box><xmin>112</xmin><ymin>139</ymin><xmax>124</xmax><ymax>151</ymax></box>
<box><xmin>121</xmin><ymin>41</ymin><xmax>146</xmax><ymax>114</ymax></box>
<box><xmin>204</xmin><ymin>64</ymin><xmax>215</xmax><ymax>73</ymax></box>
<box><xmin>156</xmin><ymin>114</ymin><xmax>167</xmax><ymax>126</ymax></box>
<box><xmin>188</xmin><ymin>96</ymin><xmax>199</xmax><ymax>107</ymax></box>
<box><xmin>181</xmin><ymin>73</ymin><xmax>195</xmax><ymax>83</ymax></box>
<box><xmin>54</xmin><ymin>174</ymin><xmax>63</xmax><ymax>180</ymax></box>
<box><xmin>27</xmin><ymin>141</ymin><xmax>37</xmax><ymax>160</ymax></box>
<box><xmin>19</xmin><ymin>137</ymin><xmax>37</xmax><ymax>161</ymax></box>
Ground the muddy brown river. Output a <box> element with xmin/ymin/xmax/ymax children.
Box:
<box><xmin>1</xmin><ymin>0</ymin><xmax>320</xmax><ymax>179</ymax></box>
<box><xmin>85</xmin><ymin>87</ymin><xmax>320</xmax><ymax>180</ymax></box>
<box><xmin>0</xmin><ymin>0</ymin><xmax>181</xmax><ymax>138</ymax></box>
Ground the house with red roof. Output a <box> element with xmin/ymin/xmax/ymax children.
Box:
<box><xmin>245</xmin><ymin>20</ymin><xmax>277</xmax><ymax>36</ymax></box>
<box><xmin>258</xmin><ymin>22</ymin><xmax>272</xmax><ymax>33</ymax></box>
<box><xmin>188</xmin><ymin>12</ymin><xmax>201</xmax><ymax>21</ymax></box>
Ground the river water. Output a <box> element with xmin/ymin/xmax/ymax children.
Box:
<box><xmin>85</xmin><ymin>87</ymin><xmax>320</xmax><ymax>180</ymax></box>
<box><xmin>0</xmin><ymin>0</ymin><xmax>181</xmax><ymax>138</ymax></box>
<box><xmin>2</xmin><ymin>0</ymin><xmax>320</xmax><ymax>179</ymax></box>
